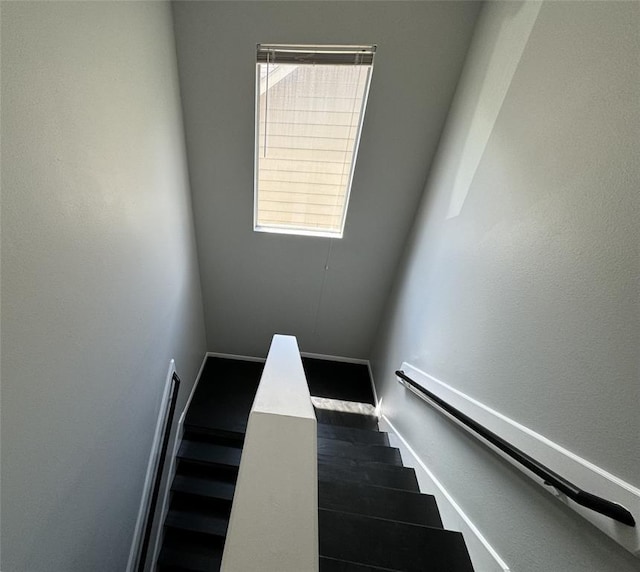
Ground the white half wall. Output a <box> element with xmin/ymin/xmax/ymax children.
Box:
<box><xmin>222</xmin><ymin>335</ymin><xmax>318</xmax><ymax>572</ymax></box>
<box><xmin>1</xmin><ymin>2</ymin><xmax>207</xmax><ymax>570</ymax></box>
<box><xmin>371</xmin><ymin>1</ymin><xmax>639</xmax><ymax>571</ymax></box>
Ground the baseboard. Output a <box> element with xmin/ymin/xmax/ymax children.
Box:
<box><xmin>398</xmin><ymin>362</ymin><xmax>640</xmax><ymax>557</ymax></box>
<box><xmin>126</xmin><ymin>360</ymin><xmax>176</xmax><ymax>572</ymax></box>
<box><xmin>367</xmin><ymin>361</ymin><xmax>379</xmax><ymax>409</ymax></box>
<box><xmin>180</xmin><ymin>352</ymin><xmax>214</xmax><ymax>425</ymax></box>
<box><xmin>207</xmin><ymin>350</ymin><xmax>369</xmax><ymax>366</ymax></box>
<box><xmin>147</xmin><ymin>421</ymin><xmax>184</xmax><ymax>571</ymax></box>
<box><xmin>379</xmin><ymin>414</ymin><xmax>510</xmax><ymax>572</ymax></box>
<box><xmin>300</xmin><ymin>351</ymin><xmax>368</xmax><ymax>365</ymax></box>
<box><xmin>207</xmin><ymin>351</ymin><xmax>265</xmax><ymax>363</ymax></box>
<box><xmin>146</xmin><ymin>351</ymin><xmax>210</xmax><ymax>571</ymax></box>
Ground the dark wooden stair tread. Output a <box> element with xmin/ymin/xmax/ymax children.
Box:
<box><xmin>319</xmin><ymin>509</ymin><xmax>474</xmax><ymax>572</ymax></box>
<box><xmin>319</xmin><ymin>479</ymin><xmax>443</xmax><ymax>528</ymax></box>
<box><xmin>183</xmin><ymin>425</ymin><xmax>245</xmax><ymax>447</ymax></box>
<box><xmin>320</xmin><ymin>556</ymin><xmax>402</xmax><ymax>571</ymax></box>
<box><xmin>158</xmin><ymin>541</ymin><xmax>223</xmax><ymax>572</ymax></box>
<box><xmin>318</xmin><ymin>423</ymin><xmax>390</xmax><ymax>446</ymax></box>
<box><xmin>315</xmin><ymin>408</ymin><xmax>379</xmax><ymax>431</ymax></box>
<box><xmin>318</xmin><ymin>458</ymin><xmax>420</xmax><ymax>492</ymax></box>
<box><xmin>177</xmin><ymin>439</ymin><xmax>242</xmax><ymax>468</ymax></box>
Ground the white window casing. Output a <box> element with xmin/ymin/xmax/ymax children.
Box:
<box><xmin>254</xmin><ymin>44</ymin><xmax>376</xmax><ymax>238</ymax></box>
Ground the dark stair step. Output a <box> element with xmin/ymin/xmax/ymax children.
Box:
<box><xmin>320</xmin><ymin>556</ymin><xmax>401</xmax><ymax>571</ymax></box>
<box><xmin>319</xmin><ymin>509</ymin><xmax>474</xmax><ymax>572</ymax></box>
<box><xmin>175</xmin><ymin>459</ymin><xmax>238</xmax><ymax>484</ymax></box>
<box><xmin>171</xmin><ymin>474</ymin><xmax>235</xmax><ymax>502</ymax></box>
<box><xmin>158</xmin><ymin>538</ymin><xmax>223</xmax><ymax>572</ymax></box>
<box><xmin>318</xmin><ymin>458</ymin><xmax>420</xmax><ymax>492</ymax></box>
<box><xmin>165</xmin><ymin>508</ymin><xmax>228</xmax><ymax>538</ymax></box>
<box><xmin>318</xmin><ymin>424</ymin><xmax>390</xmax><ymax>446</ymax></box>
<box><xmin>177</xmin><ymin>440</ymin><xmax>242</xmax><ymax>470</ymax></box>
<box><xmin>169</xmin><ymin>490</ymin><xmax>232</xmax><ymax>518</ymax></box>
<box><xmin>318</xmin><ymin>438</ymin><xmax>402</xmax><ymax>465</ymax></box>
<box><xmin>319</xmin><ymin>480</ymin><xmax>443</xmax><ymax>528</ymax></box>
<box><xmin>315</xmin><ymin>409</ymin><xmax>379</xmax><ymax>431</ymax></box>
<box><xmin>183</xmin><ymin>425</ymin><xmax>245</xmax><ymax>448</ymax></box>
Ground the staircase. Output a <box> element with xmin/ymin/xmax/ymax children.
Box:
<box><xmin>155</xmin><ymin>356</ymin><xmax>474</xmax><ymax>571</ymax></box>
<box><xmin>157</xmin><ymin>357</ymin><xmax>263</xmax><ymax>571</ymax></box>
<box><xmin>315</xmin><ymin>407</ymin><xmax>474</xmax><ymax>571</ymax></box>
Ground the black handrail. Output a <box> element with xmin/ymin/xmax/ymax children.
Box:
<box><xmin>394</xmin><ymin>370</ymin><xmax>635</xmax><ymax>527</ymax></box>
<box><xmin>137</xmin><ymin>372</ymin><xmax>182</xmax><ymax>571</ymax></box>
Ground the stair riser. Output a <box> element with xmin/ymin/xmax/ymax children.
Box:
<box><xmin>162</xmin><ymin>527</ymin><xmax>226</xmax><ymax>553</ymax></box>
<box><xmin>176</xmin><ymin>460</ymin><xmax>238</xmax><ymax>483</ymax></box>
<box><xmin>315</xmin><ymin>409</ymin><xmax>379</xmax><ymax>431</ymax></box>
<box><xmin>318</xmin><ymin>439</ymin><xmax>402</xmax><ymax>465</ymax></box>
<box><xmin>170</xmin><ymin>492</ymin><xmax>233</xmax><ymax>516</ymax></box>
<box><xmin>317</xmin><ymin>425</ymin><xmax>390</xmax><ymax>446</ymax></box>
<box><xmin>318</xmin><ymin>463</ymin><xmax>420</xmax><ymax>493</ymax></box>
<box><xmin>183</xmin><ymin>427</ymin><xmax>245</xmax><ymax>448</ymax></box>
<box><xmin>176</xmin><ymin>458</ymin><xmax>240</xmax><ymax>478</ymax></box>
<box><xmin>319</xmin><ymin>556</ymin><xmax>400</xmax><ymax>572</ymax></box>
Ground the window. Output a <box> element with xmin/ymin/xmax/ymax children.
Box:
<box><xmin>254</xmin><ymin>44</ymin><xmax>376</xmax><ymax>238</ymax></box>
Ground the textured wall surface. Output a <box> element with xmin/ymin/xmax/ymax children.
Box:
<box><xmin>172</xmin><ymin>0</ymin><xmax>481</xmax><ymax>358</ymax></box>
<box><xmin>1</xmin><ymin>2</ymin><xmax>206</xmax><ymax>570</ymax></box>
<box><xmin>372</xmin><ymin>1</ymin><xmax>639</xmax><ymax>570</ymax></box>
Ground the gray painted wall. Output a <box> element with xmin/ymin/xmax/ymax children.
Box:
<box><xmin>1</xmin><ymin>2</ymin><xmax>207</xmax><ymax>570</ymax></box>
<box><xmin>371</xmin><ymin>1</ymin><xmax>639</xmax><ymax>571</ymax></box>
<box><xmin>172</xmin><ymin>0</ymin><xmax>481</xmax><ymax>358</ymax></box>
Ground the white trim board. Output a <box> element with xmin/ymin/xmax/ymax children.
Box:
<box><xmin>207</xmin><ymin>351</ymin><xmax>266</xmax><ymax>363</ymax></box>
<box><xmin>379</xmin><ymin>415</ymin><xmax>510</xmax><ymax>572</ymax></box>
<box><xmin>367</xmin><ymin>360</ymin><xmax>379</xmax><ymax>408</ymax></box>
<box><xmin>208</xmin><ymin>349</ymin><xmax>368</xmax><ymax>367</ymax></box>
<box><xmin>398</xmin><ymin>362</ymin><xmax>640</xmax><ymax>557</ymax></box>
<box><xmin>181</xmin><ymin>352</ymin><xmax>215</xmax><ymax>425</ymax></box>
<box><xmin>300</xmin><ymin>351</ymin><xmax>368</xmax><ymax>365</ymax></box>
<box><xmin>126</xmin><ymin>359</ymin><xmax>177</xmax><ymax>572</ymax></box>
<box><xmin>147</xmin><ymin>352</ymin><xmax>210</xmax><ymax>571</ymax></box>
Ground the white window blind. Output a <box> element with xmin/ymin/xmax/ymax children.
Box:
<box><xmin>254</xmin><ymin>44</ymin><xmax>375</xmax><ymax>238</ymax></box>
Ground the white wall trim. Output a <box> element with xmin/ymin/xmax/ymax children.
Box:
<box><xmin>299</xmin><ymin>351</ymin><xmax>368</xmax><ymax>365</ymax></box>
<box><xmin>399</xmin><ymin>362</ymin><xmax>640</xmax><ymax>557</ymax></box>
<box><xmin>146</xmin><ymin>352</ymin><xmax>210</xmax><ymax>571</ymax></box>
<box><xmin>126</xmin><ymin>359</ymin><xmax>177</xmax><ymax>572</ymax></box>
<box><xmin>367</xmin><ymin>361</ymin><xmax>379</xmax><ymax>408</ymax></box>
<box><xmin>379</xmin><ymin>414</ymin><xmax>510</xmax><ymax>572</ymax></box>
<box><xmin>180</xmin><ymin>351</ymin><xmax>214</xmax><ymax>425</ymax></box>
<box><xmin>221</xmin><ymin>335</ymin><xmax>318</xmax><ymax>572</ymax></box>
<box><xmin>207</xmin><ymin>351</ymin><xmax>265</xmax><ymax>363</ymax></box>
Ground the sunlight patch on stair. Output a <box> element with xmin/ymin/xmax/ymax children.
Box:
<box><xmin>311</xmin><ymin>396</ymin><xmax>377</xmax><ymax>416</ymax></box>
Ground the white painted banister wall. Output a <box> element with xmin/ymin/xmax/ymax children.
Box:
<box><xmin>221</xmin><ymin>335</ymin><xmax>319</xmax><ymax>572</ymax></box>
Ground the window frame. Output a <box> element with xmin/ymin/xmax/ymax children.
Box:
<box><xmin>253</xmin><ymin>44</ymin><xmax>376</xmax><ymax>239</ymax></box>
